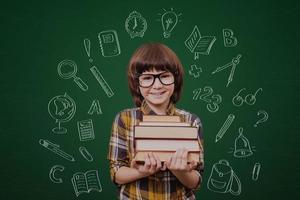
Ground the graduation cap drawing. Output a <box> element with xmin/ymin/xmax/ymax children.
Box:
<box><xmin>184</xmin><ymin>26</ymin><xmax>216</xmax><ymax>59</ymax></box>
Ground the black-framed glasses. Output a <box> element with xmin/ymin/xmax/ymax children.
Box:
<box><xmin>138</xmin><ymin>72</ymin><xmax>175</xmax><ymax>88</ymax></box>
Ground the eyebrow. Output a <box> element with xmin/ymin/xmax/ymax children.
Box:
<box><xmin>141</xmin><ymin>71</ymin><xmax>169</xmax><ymax>75</ymax></box>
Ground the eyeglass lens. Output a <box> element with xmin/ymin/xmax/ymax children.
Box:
<box><xmin>138</xmin><ymin>72</ymin><xmax>174</xmax><ymax>87</ymax></box>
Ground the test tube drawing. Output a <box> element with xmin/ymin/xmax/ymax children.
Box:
<box><xmin>79</xmin><ymin>146</ymin><xmax>94</xmax><ymax>162</ymax></box>
<box><xmin>252</xmin><ymin>163</ymin><xmax>261</xmax><ymax>181</ymax></box>
<box><xmin>215</xmin><ymin>114</ymin><xmax>235</xmax><ymax>142</ymax></box>
<box><xmin>90</xmin><ymin>66</ymin><xmax>114</xmax><ymax>98</ymax></box>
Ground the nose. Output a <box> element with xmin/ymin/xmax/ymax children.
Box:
<box><xmin>152</xmin><ymin>77</ymin><xmax>163</xmax><ymax>88</ymax></box>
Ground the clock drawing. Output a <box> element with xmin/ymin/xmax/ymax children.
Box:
<box><xmin>125</xmin><ymin>11</ymin><xmax>147</xmax><ymax>38</ymax></box>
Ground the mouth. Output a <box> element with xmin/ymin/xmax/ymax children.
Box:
<box><xmin>150</xmin><ymin>91</ymin><xmax>166</xmax><ymax>96</ymax></box>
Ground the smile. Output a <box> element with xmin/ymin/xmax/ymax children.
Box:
<box><xmin>150</xmin><ymin>91</ymin><xmax>166</xmax><ymax>96</ymax></box>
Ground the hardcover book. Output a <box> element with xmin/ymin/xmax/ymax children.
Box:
<box><xmin>134</xmin><ymin>126</ymin><xmax>198</xmax><ymax>139</ymax></box>
<box><xmin>142</xmin><ymin>115</ymin><xmax>181</xmax><ymax>122</ymax></box>
<box><xmin>135</xmin><ymin>151</ymin><xmax>200</xmax><ymax>163</ymax></box>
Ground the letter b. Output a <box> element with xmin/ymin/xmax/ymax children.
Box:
<box><xmin>223</xmin><ymin>29</ymin><xmax>238</xmax><ymax>47</ymax></box>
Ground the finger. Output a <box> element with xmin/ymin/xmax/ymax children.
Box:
<box><xmin>144</xmin><ymin>154</ymin><xmax>151</xmax><ymax>170</ymax></box>
<box><xmin>161</xmin><ymin>162</ymin><xmax>167</xmax><ymax>171</ymax></box>
<box><xmin>153</xmin><ymin>153</ymin><xmax>162</xmax><ymax>170</ymax></box>
<box><xmin>191</xmin><ymin>160</ymin><xmax>198</xmax><ymax>168</ymax></box>
<box><xmin>130</xmin><ymin>158</ymin><xmax>137</xmax><ymax>168</ymax></box>
<box><xmin>149</xmin><ymin>152</ymin><xmax>157</xmax><ymax>172</ymax></box>
<box><xmin>187</xmin><ymin>160</ymin><xmax>193</xmax><ymax>171</ymax></box>
<box><xmin>149</xmin><ymin>152</ymin><xmax>156</xmax><ymax>165</ymax></box>
<box><xmin>181</xmin><ymin>149</ymin><xmax>188</xmax><ymax>167</ymax></box>
<box><xmin>175</xmin><ymin>149</ymin><xmax>184</xmax><ymax>168</ymax></box>
<box><xmin>166</xmin><ymin>155</ymin><xmax>172</xmax><ymax>169</ymax></box>
<box><xmin>171</xmin><ymin>150</ymin><xmax>179</xmax><ymax>168</ymax></box>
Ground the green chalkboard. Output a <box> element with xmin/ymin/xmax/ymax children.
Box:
<box><xmin>1</xmin><ymin>0</ymin><xmax>299</xmax><ymax>199</ymax></box>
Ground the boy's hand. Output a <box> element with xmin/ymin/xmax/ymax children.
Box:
<box><xmin>165</xmin><ymin>148</ymin><xmax>198</xmax><ymax>173</ymax></box>
<box><xmin>131</xmin><ymin>152</ymin><xmax>162</xmax><ymax>177</ymax></box>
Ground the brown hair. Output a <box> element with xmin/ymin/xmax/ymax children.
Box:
<box><xmin>127</xmin><ymin>43</ymin><xmax>184</xmax><ymax>107</ymax></box>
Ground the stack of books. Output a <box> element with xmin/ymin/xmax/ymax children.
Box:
<box><xmin>134</xmin><ymin>115</ymin><xmax>201</xmax><ymax>163</ymax></box>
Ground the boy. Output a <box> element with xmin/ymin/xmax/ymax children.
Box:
<box><xmin>108</xmin><ymin>43</ymin><xmax>204</xmax><ymax>199</ymax></box>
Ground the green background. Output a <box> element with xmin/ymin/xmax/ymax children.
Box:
<box><xmin>1</xmin><ymin>0</ymin><xmax>299</xmax><ymax>199</ymax></box>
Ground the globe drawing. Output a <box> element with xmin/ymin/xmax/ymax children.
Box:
<box><xmin>48</xmin><ymin>93</ymin><xmax>76</xmax><ymax>134</ymax></box>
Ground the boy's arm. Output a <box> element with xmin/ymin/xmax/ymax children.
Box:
<box><xmin>171</xmin><ymin>169</ymin><xmax>202</xmax><ymax>189</ymax></box>
<box><xmin>107</xmin><ymin>113</ymin><xmax>130</xmax><ymax>185</ymax></box>
<box><xmin>115</xmin><ymin>153</ymin><xmax>162</xmax><ymax>185</ymax></box>
<box><xmin>167</xmin><ymin>115</ymin><xmax>204</xmax><ymax>189</ymax></box>
<box><xmin>108</xmin><ymin>113</ymin><xmax>163</xmax><ymax>185</ymax></box>
<box><xmin>165</xmin><ymin>149</ymin><xmax>202</xmax><ymax>189</ymax></box>
<box><xmin>115</xmin><ymin>166</ymin><xmax>145</xmax><ymax>184</ymax></box>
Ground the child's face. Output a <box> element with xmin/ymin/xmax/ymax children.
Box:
<box><xmin>139</xmin><ymin>68</ymin><xmax>175</xmax><ymax>109</ymax></box>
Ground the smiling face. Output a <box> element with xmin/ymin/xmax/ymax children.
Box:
<box><xmin>139</xmin><ymin>69</ymin><xmax>175</xmax><ymax>111</ymax></box>
<box><xmin>127</xmin><ymin>43</ymin><xmax>184</xmax><ymax>107</ymax></box>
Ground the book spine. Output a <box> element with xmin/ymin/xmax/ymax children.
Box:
<box><xmin>134</xmin><ymin>126</ymin><xmax>198</xmax><ymax>139</ymax></box>
<box><xmin>135</xmin><ymin>139</ymin><xmax>200</xmax><ymax>152</ymax></box>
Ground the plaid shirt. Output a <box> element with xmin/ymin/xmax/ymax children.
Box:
<box><xmin>108</xmin><ymin>101</ymin><xmax>204</xmax><ymax>200</ymax></box>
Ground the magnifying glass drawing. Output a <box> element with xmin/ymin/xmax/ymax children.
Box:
<box><xmin>57</xmin><ymin>59</ymin><xmax>88</xmax><ymax>91</ymax></box>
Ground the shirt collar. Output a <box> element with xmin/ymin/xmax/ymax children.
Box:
<box><xmin>140</xmin><ymin>100</ymin><xmax>176</xmax><ymax>115</ymax></box>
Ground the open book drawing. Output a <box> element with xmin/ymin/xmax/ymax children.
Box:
<box><xmin>71</xmin><ymin>170</ymin><xmax>102</xmax><ymax>197</ymax></box>
<box><xmin>185</xmin><ymin>25</ymin><xmax>216</xmax><ymax>59</ymax></box>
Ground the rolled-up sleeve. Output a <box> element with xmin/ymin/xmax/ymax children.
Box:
<box><xmin>107</xmin><ymin>113</ymin><xmax>130</xmax><ymax>185</ymax></box>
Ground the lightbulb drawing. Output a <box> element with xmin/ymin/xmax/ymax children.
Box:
<box><xmin>158</xmin><ymin>8</ymin><xmax>182</xmax><ymax>38</ymax></box>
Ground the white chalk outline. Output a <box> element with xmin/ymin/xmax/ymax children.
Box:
<box><xmin>232</xmin><ymin>88</ymin><xmax>263</xmax><ymax>107</ymax></box>
<box><xmin>77</xmin><ymin>119</ymin><xmax>95</xmax><ymax>141</ymax></box>
<box><xmin>71</xmin><ymin>170</ymin><xmax>102</xmax><ymax>197</ymax></box>
<box><xmin>57</xmin><ymin>59</ymin><xmax>89</xmax><ymax>91</ymax></box>
<box><xmin>184</xmin><ymin>25</ymin><xmax>216</xmax><ymax>59</ymax></box>
<box><xmin>90</xmin><ymin>66</ymin><xmax>114</xmax><ymax>98</ymax></box>
<box><xmin>215</xmin><ymin>114</ymin><xmax>235</xmax><ymax>143</ymax></box>
<box><xmin>207</xmin><ymin>159</ymin><xmax>241</xmax><ymax>195</ymax></box>
<box><xmin>98</xmin><ymin>30</ymin><xmax>121</xmax><ymax>57</ymax></box>
<box><xmin>254</xmin><ymin>110</ymin><xmax>269</xmax><ymax>127</ymax></box>
<box><xmin>125</xmin><ymin>11</ymin><xmax>148</xmax><ymax>38</ymax></box>
<box><xmin>79</xmin><ymin>146</ymin><xmax>94</xmax><ymax>162</ymax></box>
<box><xmin>48</xmin><ymin>92</ymin><xmax>76</xmax><ymax>134</ymax></box>
<box><xmin>88</xmin><ymin>99</ymin><xmax>103</xmax><ymax>115</ymax></box>
<box><xmin>223</xmin><ymin>28</ymin><xmax>238</xmax><ymax>47</ymax></box>
<box><xmin>188</xmin><ymin>64</ymin><xmax>202</xmax><ymax>78</ymax></box>
<box><xmin>211</xmin><ymin>54</ymin><xmax>241</xmax><ymax>87</ymax></box>
<box><xmin>252</xmin><ymin>163</ymin><xmax>261</xmax><ymax>181</ymax></box>
<box><xmin>84</xmin><ymin>38</ymin><xmax>93</xmax><ymax>63</ymax></box>
<box><xmin>192</xmin><ymin>86</ymin><xmax>222</xmax><ymax>113</ymax></box>
<box><xmin>39</xmin><ymin>139</ymin><xmax>75</xmax><ymax>162</ymax></box>
<box><xmin>233</xmin><ymin>127</ymin><xmax>253</xmax><ymax>158</ymax></box>
<box><xmin>49</xmin><ymin>165</ymin><xmax>65</xmax><ymax>183</ymax></box>
<box><xmin>158</xmin><ymin>8</ymin><xmax>182</xmax><ymax>38</ymax></box>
